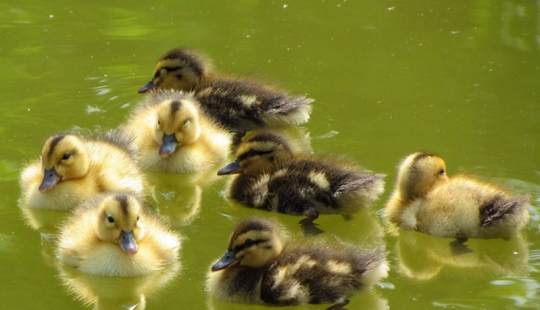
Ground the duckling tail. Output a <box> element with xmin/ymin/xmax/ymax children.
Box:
<box><xmin>480</xmin><ymin>194</ymin><xmax>530</xmax><ymax>227</ymax></box>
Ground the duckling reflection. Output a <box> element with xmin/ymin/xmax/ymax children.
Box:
<box><xmin>218</xmin><ymin>130</ymin><xmax>385</xmax><ymax>235</ymax></box>
<box><xmin>121</xmin><ymin>91</ymin><xmax>233</xmax><ymax>173</ymax></box>
<box><xmin>206</xmin><ymin>217</ymin><xmax>389</xmax><ymax>310</ymax></box>
<box><xmin>385</xmin><ymin>152</ymin><xmax>530</xmax><ymax>253</ymax></box>
<box><xmin>18</xmin><ymin>203</ymin><xmax>70</xmax><ymax>266</ymax></box>
<box><xmin>19</xmin><ymin>131</ymin><xmax>145</xmax><ymax>211</ymax></box>
<box><xmin>396</xmin><ymin>230</ymin><xmax>529</xmax><ymax>281</ymax></box>
<box><xmin>145</xmin><ymin>171</ymin><xmax>203</xmax><ymax>228</ymax></box>
<box><xmin>138</xmin><ymin>48</ymin><xmax>313</xmax><ymax>138</ymax></box>
<box><xmin>56</xmin><ymin>258</ymin><xmax>180</xmax><ymax>310</ymax></box>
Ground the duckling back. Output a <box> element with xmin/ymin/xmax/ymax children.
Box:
<box><xmin>57</xmin><ymin>193</ymin><xmax>182</xmax><ymax>277</ymax></box>
<box><xmin>410</xmin><ymin>176</ymin><xmax>530</xmax><ymax>239</ymax></box>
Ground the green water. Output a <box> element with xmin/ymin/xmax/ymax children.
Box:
<box><xmin>1</xmin><ymin>0</ymin><xmax>540</xmax><ymax>309</ymax></box>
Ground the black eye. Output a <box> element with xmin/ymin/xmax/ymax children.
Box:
<box><xmin>439</xmin><ymin>169</ymin><xmax>445</xmax><ymax>175</ymax></box>
<box><xmin>176</xmin><ymin>74</ymin><xmax>183</xmax><ymax>79</ymax></box>
<box><xmin>247</xmin><ymin>149</ymin><xmax>259</xmax><ymax>157</ymax></box>
<box><xmin>157</xmin><ymin>120</ymin><xmax>161</xmax><ymax>126</ymax></box>
<box><xmin>107</xmin><ymin>215</ymin><xmax>115</xmax><ymax>223</ymax></box>
<box><xmin>244</xmin><ymin>239</ymin><xmax>255</xmax><ymax>247</ymax></box>
<box><xmin>62</xmin><ymin>153</ymin><xmax>70</xmax><ymax>160</ymax></box>
<box><xmin>137</xmin><ymin>215</ymin><xmax>140</xmax><ymax>221</ymax></box>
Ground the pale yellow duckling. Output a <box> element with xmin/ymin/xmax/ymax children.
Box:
<box><xmin>57</xmin><ymin>193</ymin><xmax>182</xmax><ymax>277</ymax></box>
<box><xmin>385</xmin><ymin>152</ymin><xmax>530</xmax><ymax>248</ymax></box>
<box><xmin>217</xmin><ymin>130</ymin><xmax>386</xmax><ymax>235</ymax></box>
<box><xmin>138</xmin><ymin>47</ymin><xmax>313</xmax><ymax>138</ymax></box>
<box><xmin>206</xmin><ymin>217</ymin><xmax>388</xmax><ymax>310</ymax></box>
<box><xmin>121</xmin><ymin>90</ymin><xmax>233</xmax><ymax>173</ymax></box>
<box><xmin>19</xmin><ymin>132</ymin><xmax>145</xmax><ymax>211</ymax></box>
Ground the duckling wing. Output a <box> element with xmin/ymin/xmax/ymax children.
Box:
<box><xmin>480</xmin><ymin>194</ymin><xmax>530</xmax><ymax>227</ymax></box>
<box><xmin>194</xmin><ymin>78</ymin><xmax>313</xmax><ymax>132</ymax></box>
<box><xmin>260</xmin><ymin>246</ymin><xmax>387</xmax><ymax>305</ymax></box>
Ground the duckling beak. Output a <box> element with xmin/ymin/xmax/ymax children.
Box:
<box><xmin>138</xmin><ymin>80</ymin><xmax>156</xmax><ymax>94</ymax></box>
<box><xmin>211</xmin><ymin>250</ymin><xmax>238</xmax><ymax>271</ymax></box>
<box><xmin>119</xmin><ymin>230</ymin><xmax>138</xmax><ymax>254</ymax></box>
<box><xmin>217</xmin><ymin>159</ymin><xmax>243</xmax><ymax>175</ymax></box>
<box><xmin>39</xmin><ymin>167</ymin><xmax>61</xmax><ymax>193</ymax></box>
<box><xmin>159</xmin><ymin>133</ymin><xmax>178</xmax><ymax>158</ymax></box>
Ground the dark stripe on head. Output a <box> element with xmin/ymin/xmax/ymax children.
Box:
<box><xmin>162</xmin><ymin>48</ymin><xmax>205</xmax><ymax>79</ymax></box>
<box><xmin>47</xmin><ymin>135</ymin><xmax>66</xmax><ymax>157</ymax></box>
<box><xmin>228</xmin><ymin>218</ymin><xmax>276</xmax><ymax>250</ymax></box>
<box><xmin>246</xmin><ymin>131</ymin><xmax>293</xmax><ymax>154</ymax></box>
<box><xmin>411</xmin><ymin>152</ymin><xmax>434</xmax><ymax>167</ymax></box>
<box><xmin>115</xmin><ymin>194</ymin><xmax>129</xmax><ymax>216</ymax></box>
<box><xmin>170</xmin><ymin>100</ymin><xmax>182</xmax><ymax>116</ymax></box>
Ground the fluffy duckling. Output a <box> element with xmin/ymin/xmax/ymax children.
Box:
<box><xmin>19</xmin><ymin>132</ymin><xmax>145</xmax><ymax>211</ymax></box>
<box><xmin>217</xmin><ymin>130</ymin><xmax>386</xmax><ymax>235</ymax></box>
<box><xmin>385</xmin><ymin>152</ymin><xmax>530</xmax><ymax>250</ymax></box>
<box><xmin>57</xmin><ymin>193</ymin><xmax>182</xmax><ymax>277</ymax></box>
<box><xmin>206</xmin><ymin>218</ymin><xmax>388</xmax><ymax>309</ymax></box>
<box><xmin>121</xmin><ymin>90</ymin><xmax>233</xmax><ymax>173</ymax></box>
<box><xmin>138</xmin><ymin>47</ymin><xmax>313</xmax><ymax>137</ymax></box>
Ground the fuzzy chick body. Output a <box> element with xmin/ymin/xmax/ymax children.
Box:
<box><xmin>385</xmin><ymin>152</ymin><xmax>530</xmax><ymax>239</ymax></box>
<box><xmin>138</xmin><ymin>48</ymin><xmax>313</xmax><ymax>137</ymax></box>
<box><xmin>121</xmin><ymin>90</ymin><xmax>233</xmax><ymax>173</ymax></box>
<box><xmin>57</xmin><ymin>193</ymin><xmax>182</xmax><ymax>277</ymax></box>
<box><xmin>19</xmin><ymin>132</ymin><xmax>145</xmax><ymax>211</ymax></box>
<box><xmin>218</xmin><ymin>131</ymin><xmax>385</xmax><ymax>219</ymax></box>
<box><xmin>206</xmin><ymin>218</ymin><xmax>388</xmax><ymax>309</ymax></box>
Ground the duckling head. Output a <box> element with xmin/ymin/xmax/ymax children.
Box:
<box><xmin>212</xmin><ymin>218</ymin><xmax>287</xmax><ymax>271</ymax></box>
<box><xmin>396</xmin><ymin>152</ymin><xmax>449</xmax><ymax>201</ymax></box>
<box><xmin>95</xmin><ymin>194</ymin><xmax>144</xmax><ymax>254</ymax></box>
<box><xmin>139</xmin><ymin>48</ymin><xmax>214</xmax><ymax>93</ymax></box>
<box><xmin>153</xmin><ymin>98</ymin><xmax>201</xmax><ymax>158</ymax></box>
<box><xmin>218</xmin><ymin>131</ymin><xmax>294</xmax><ymax>175</ymax></box>
<box><xmin>39</xmin><ymin>134</ymin><xmax>90</xmax><ymax>193</ymax></box>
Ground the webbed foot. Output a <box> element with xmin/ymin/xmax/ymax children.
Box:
<box><xmin>450</xmin><ymin>238</ymin><xmax>473</xmax><ymax>255</ymax></box>
<box><xmin>326</xmin><ymin>299</ymin><xmax>350</xmax><ymax>310</ymax></box>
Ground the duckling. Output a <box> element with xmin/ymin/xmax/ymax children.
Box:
<box><xmin>217</xmin><ymin>130</ymin><xmax>386</xmax><ymax>235</ymax></box>
<box><xmin>385</xmin><ymin>152</ymin><xmax>530</xmax><ymax>252</ymax></box>
<box><xmin>121</xmin><ymin>90</ymin><xmax>233</xmax><ymax>173</ymax></box>
<box><xmin>19</xmin><ymin>131</ymin><xmax>145</xmax><ymax>211</ymax></box>
<box><xmin>57</xmin><ymin>193</ymin><xmax>182</xmax><ymax>277</ymax></box>
<box><xmin>206</xmin><ymin>217</ymin><xmax>388</xmax><ymax>309</ymax></box>
<box><xmin>138</xmin><ymin>47</ymin><xmax>313</xmax><ymax>138</ymax></box>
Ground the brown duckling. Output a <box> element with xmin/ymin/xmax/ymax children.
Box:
<box><xmin>138</xmin><ymin>47</ymin><xmax>313</xmax><ymax>138</ymax></box>
<box><xmin>57</xmin><ymin>193</ymin><xmax>182</xmax><ymax>277</ymax></box>
<box><xmin>217</xmin><ymin>130</ymin><xmax>386</xmax><ymax>235</ymax></box>
<box><xmin>121</xmin><ymin>90</ymin><xmax>233</xmax><ymax>173</ymax></box>
<box><xmin>385</xmin><ymin>152</ymin><xmax>530</xmax><ymax>252</ymax></box>
<box><xmin>206</xmin><ymin>217</ymin><xmax>388</xmax><ymax>310</ymax></box>
<box><xmin>19</xmin><ymin>131</ymin><xmax>145</xmax><ymax>211</ymax></box>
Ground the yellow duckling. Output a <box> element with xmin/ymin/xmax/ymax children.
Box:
<box><xmin>385</xmin><ymin>152</ymin><xmax>530</xmax><ymax>247</ymax></box>
<box><xmin>19</xmin><ymin>132</ymin><xmax>145</xmax><ymax>211</ymax></box>
<box><xmin>206</xmin><ymin>217</ymin><xmax>388</xmax><ymax>309</ymax></box>
<box><xmin>121</xmin><ymin>90</ymin><xmax>233</xmax><ymax>173</ymax></box>
<box><xmin>138</xmin><ymin>47</ymin><xmax>313</xmax><ymax>138</ymax></box>
<box><xmin>217</xmin><ymin>130</ymin><xmax>386</xmax><ymax>235</ymax></box>
<box><xmin>57</xmin><ymin>193</ymin><xmax>182</xmax><ymax>277</ymax></box>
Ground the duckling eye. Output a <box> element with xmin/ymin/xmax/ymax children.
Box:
<box><xmin>157</xmin><ymin>119</ymin><xmax>161</xmax><ymax>126</ymax></box>
<box><xmin>244</xmin><ymin>239</ymin><xmax>255</xmax><ymax>247</ymax></box>
<box><xmin>107</xmin><ymin>215</ymin><xmax>115</xmax><ymax>223</ymax></box>
<box><xmin>61</xmin><ymin>153</ymin><xmax>70</xmax><ymax>160</ymax></box>
<box><xmin>247</xmin><ymin>149</ymin><xmax>259</xmax><ymax>157</ymax></box>
<box><xmin>439</xmin><ymin>168</ymin><xmax>445</xmax><ymax>175</ymax></box>
<box><xmin>137</xmin><ymin>215</ymin><xmax>140</xmax><ymax>221</ymax></box>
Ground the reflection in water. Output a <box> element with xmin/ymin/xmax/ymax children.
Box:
<box><xmin>57</xmin><ymin>260</ymin><xmax>180</xmax><ymax>310</ymax></box>
<box><xmin>396</xmin><ymin>230</ymin><xmax>529</xmax><ymax>281</ymax></box>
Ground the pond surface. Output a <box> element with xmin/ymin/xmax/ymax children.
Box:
<box><xmin>1</xmin><ymin>0</ymin><xmax>540</xmax><ymax>309</ymax></box>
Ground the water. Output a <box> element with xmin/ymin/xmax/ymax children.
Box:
<box><xmin>1</xmin><ymin>0</ymin><xmax>540</xmax><ymax>309</ymax></box>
